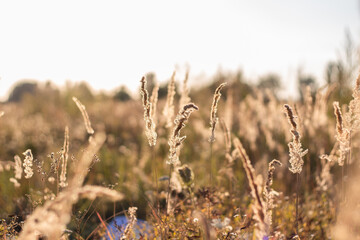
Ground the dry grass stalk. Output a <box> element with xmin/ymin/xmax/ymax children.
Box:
<box><xmin>283</xmin><ymin>104</ymin><xmax>308</xmax><ymax>174</ymax></box>
<box><xmin>168</xmin><ymin>103</ymin><xmax>199</xmax><ymax>166</ymax></box>
<box><xmin>224</xmin><ymin>87</ymin><xmax>233</xmax><ymax>133</ymax></box>
<box><xmin>19</xmin><ymin>132</ymin><xmax>124</xmax><ymax>240</ymax></box>
<box><xmin>140</xmin><ymin>76</ymin><xmax>157</xmax><ymax>146</ymax></box>
<box><xmin>316</xmin><ymin>157</ymin><xmax>333</xmax><ymax>192</ymax></box>
<box><xmin>23</xmin><ymin>149</ymin><xmax>34</xmax><ymax>179</ymax></box>
<box><xmin>14</xmin><ymin>155</ymin><xmax>23</xmax><ymax>179</ymax></box>
<box><xmin>209</xmin><ymin>83</ymin><xmax>227</xmax><ymax>142</ymax></box>
<box><xmin>72</xmin><ymin>97</ymin><xmax>95</xmax><ymax>135</ymax></box>
<box><xmin>10</xmin><ymin>177</ymin><xmax>20</xmax><ymax>188</ymax></box>
<box><xmin>345</xmin><ymin>72</ymin><xmax>360</xmax><ymax>131</ymax></box>
<box><xmin>264</xmin><ymin>159</ymin><xmax>282</xmax><ymax>227</ymax></box>
<box><xmin>121</xmin><ymin>207</ymin><xmax>138</xmax><ymax>240</ymax></box>
<box><xmin>332</xmin><ymin>167</ymin><xmax>360</xmax><ymax>239</ymax></box>
<box><xmin>333</xmin><ymin>101</ymin><xmax>350</xmax><ymax>166</ymax></box>
<box><xmin>233</xmin><ymin>137</ymin><xmax>269</xmax><ymax>239</ymax></box>
<box><xmin>179</xmin><ymin>71</ymin><xmax>191</xmax><ymax>108</ymax></box>
<box><xmin>220</xmin><ymin>119</ymin><xmax>231</xmax><ymax>157</ymax></box>
<box><xmin>192</xmin><ymin>210</ymin><xmax>216</xmax><ymax>240</ymax></box>
<box><xmin>163</xmin><ymin>71</ymin><xmax>176</xmax><ymax>128</ymax></box>
<box><xmin>150</xmin><ymin>81</ymin><xmax>159</xmax><ymax>121</ymax></box>
<box><xmin>77</xmin><ymin>185</ymin><xmax>124</xmax><ymax>201</ymax></box>
<box><xmin>59</xmin><ymin>126</ymin><xmax>69</xmax><ymax>188</ymax></box>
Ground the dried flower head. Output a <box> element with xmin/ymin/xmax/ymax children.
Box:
<box><xmin>121</xmin><ymin>207</ymin><xmax>138</xmax><ymax>240</ymax></box>
<box><xmin>23</xmin><ymin>149</ymin><xmax>34</xmax><ymax>179</ymax></box>
<box><xmin>264</xmin><ymin>159</ymin><xmax>282</xmax><ymax>227</ymax></box>
<box><xmin>283</xmin><ymin>104</ymin><xmax>308</xmax><ymax>174</ymax></box>
<box><xmin>72</xmin><ymin>97</ymin><xmax>94</xmax><ymax>135</ymax></box>
<box><xmin>168</xmin><ymin>103</ymin><xmax>199</xmax><ymax>166</ymax></box>
<box><xmin>209</xmin><ymin>83</ymin><xmax>227</xmax><ymax>142</ymax></box>
<box><xmin>140</xmin><ymin>76</ymin><xmax>157</xmax><ymax>146</ymax></box>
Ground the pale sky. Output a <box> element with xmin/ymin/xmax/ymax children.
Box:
<box><xmin>0</xmin><ymin>0</ymin><xmax>359</xmax><ymax>100</ymax></box>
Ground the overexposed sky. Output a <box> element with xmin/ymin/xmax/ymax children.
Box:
<box><xmin>0</xmin><ymin>0</ymin><xmax>359</xmax><ymax>99</ymax></box>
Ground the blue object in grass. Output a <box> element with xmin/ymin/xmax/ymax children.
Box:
<box><xmin>106</xmin><ymin>215</ymin><xmax>151</xmax><ymax>239</ymax></box>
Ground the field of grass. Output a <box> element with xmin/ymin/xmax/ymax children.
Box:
<box><xmin>0</xmin><ymin>71</ymin><xmax>359</xmax><ymax>239</ymax></box>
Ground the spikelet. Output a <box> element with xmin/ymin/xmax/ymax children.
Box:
<box><xmin>233</xmin><ymin>138</ymin><xmax>269</xmax><ymax>239</ymax></box>
<box><xmin>23</xmin><ymin>149</ymin><xmax>33</xmax><ymax>179</ymax></box>
<box><xmin>264</xmin><ymin>159</ymin><xmax>282</xmax><ymax>227</ymax></box>
<box><xmin>179</xmin><ymin>71</ymin><xmax>191</xmax><ymax>108</ymax></box>
<box><xmin>59</xmin><ymin>126</ymin><xmax>69</xmax><ymax>188</ymax></box>
<box><xmin>333</xmin><ymin>101</ymin><xmax>350</xmax><ymax>166</ymax></box>
<box><xmin>140</xmin><ymin>76</ymin><xmax>157</xmax><ymax>146</ymax></box>
<box><xmin>163</xmin><ymin>71</ymin><xmax>176</xmax><ymax>128</ymax></box>
<box><xmin>121</xmin><ymin>207</ymin><xmax>138</xmax><ymax>240</ymax></box>
<box><xmin>209</xmin><ymin>83</ymin><xmax>227</xmax><ymax>142</ymax></box>
<box><xmin>72</xmin><ymin>97</ymin><xmax>95</xmax><ymax>135</ymax></box>
<box><xmin>14</xmin><ymin>155</ymin><xmax>23</xmax><ymax>179</ymax></box>
<box><xmin>283</xmin><ymin>104</ymin><xmax>308</xmax><ymax>174</ymax></box>
<box><xmin>168</xmin><ymin>103</ymin><xmax>199</xmax><ymax>166</ymax></box>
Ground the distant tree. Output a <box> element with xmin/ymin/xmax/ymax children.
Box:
<box><xmin>257</xmin><ymin>73</ymin><xmax>281</xmax><ymax>94</ymax></box>
<box><xmin>114</xmin><ymin>86</ymin><xmax>132</xmax><ymax>102</ymax></box>
<box><xmin>145</xmin><ymin>72</ymin><xmax>156</xmax><ymax>92</ymax></box>
<box><xmin>8</xmin><ymin>81</ymin><xmax>38</xmax><ymax>102</ymax></box>
<box><xmin>324</xmin><ymin>30</ymin><xmax>358</xmax><ymax>103</ymax></box>
<box><xmin>297</xmin><ymin>70</ymin><xmax>317</xmax><ymax>102</ymax></box>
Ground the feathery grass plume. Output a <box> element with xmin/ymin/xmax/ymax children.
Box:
<box><xmin>283</xmin><ymin>104</ymin><xmax>308</xmax><ymax>174</ymax></box>
<box><xmin>264</xmin><ymin>159</ymin><xmax>282</xmax><ymax>228</ymax></box>
<box><xmin>179</xmin><ymin>71</ymin><xmax>191</xmax><ymax>108</ymax></box>
<box><xmin>344</xmin><ymin>72</ymin><xmax>360</xmax><ymax>131</ymax></box>
<box><xmin>59</xmin><ymin>126</ymin><xmax>69</xmax><ymax>188</ymax></box>
<box><xmin>333</xmin><ymin>101</ymin><xmax>350</xmax><ymax>166</ymax></box>
<box><xmin>72</xmin><ymin>97</ymin><xmax>95</xmax><ymax>135</ymax></box>
<box><xmin>19</xmin><ymin>132</ymin><xmax>124</xmax><ymax>240</ymax></box>
<box><xmin>14</xmin><ymin>155</ymin><xmax>22</xmax><ymax>179</ymax></box>
<box><xmin>233</xmin><ymin>137</ymin><xmax>269</xmax><ymax>239</ymax></box>
<box><xmin>168</xmin><ymin>103</ymin><xmax>199</xmax><ymax>166</ymax></box>
<box><xmin>140</xmin><ymin>76</ymin><xmax>157</xmax><ymax>146</ymax></box>
<box><xmin>23</xmin><ymin>149</ymin><xmax>33</xmax><ymax>179</ymax></box>
<box><xmin>209</xmin><ymin>82</ymin><xmax>227</xmax><ymax>142</ymax></box>
<box><xmin>150</xmin><ymin>80</ymin><xmax>159</xmax><ymax>121</ymax></box>
<box><xmin>121</xmin><ymin>207</ymin><xmax>138</xmax><ymax>240</ymax></box>
<box><xmin>163</xmin><ymin>71</ymin><xmax>176</xmax><ymax>128</ymax></box>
